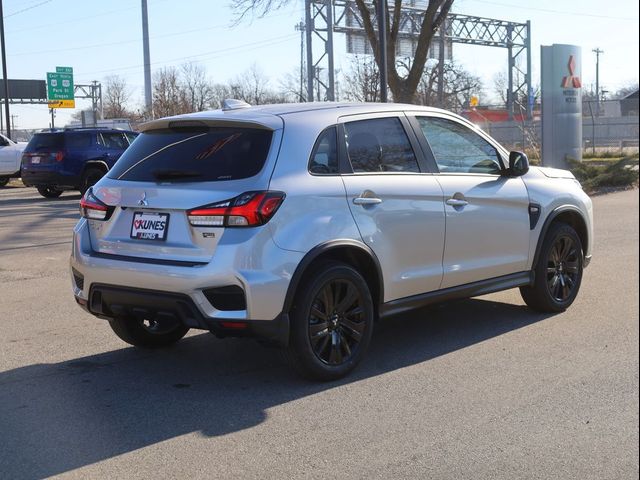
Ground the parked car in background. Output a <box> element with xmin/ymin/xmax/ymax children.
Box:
<box><xmin>0</xmin><ymin>133</ymin><xmax>27</xmax><ymax>187</ymax></box>
<box><xmin>70</xmin><ymin>101</ymin><xmax>593</xmax><ymax>380</ymax></box>
<box><xmin>21</xmin><ymin>127</ymin><xmax>138</xmax><ymax>198</ymax></box>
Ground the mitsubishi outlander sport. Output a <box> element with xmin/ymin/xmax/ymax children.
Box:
<box><xmin>70</xmin><ymin>101</ymin><xmax>593</xmax><ymax>380</ymax></box>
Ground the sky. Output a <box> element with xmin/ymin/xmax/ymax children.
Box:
<box><xmin>2</xmin><ymin>0</ymin><xmax>639</xmax><ymax>130</ymax></box>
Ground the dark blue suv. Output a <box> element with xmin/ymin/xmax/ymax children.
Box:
<box><xmin>21</xmin><ymin>128</ymin><xmax>138</xmax><ymax>198</ymax></box>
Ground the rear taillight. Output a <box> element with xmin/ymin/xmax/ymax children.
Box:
<box><xmin>80</xmin><ymin>188</ymin><xmax>113</xmax><ymax>221</ymax></box>
<box><xmin>54</xmin><ymin>151</ymin><xmax>65</xmax><ymax>162</ymax></box>
<box><xmin>187</xmin><ymin>191</ymin><xmax>285</xmax><ymax>227</ymax></box>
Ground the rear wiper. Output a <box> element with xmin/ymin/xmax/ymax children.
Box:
<box><xmin>151</xmin><ymin>169</ymin><xmax>203</xmax><ymax>180</ymax></box>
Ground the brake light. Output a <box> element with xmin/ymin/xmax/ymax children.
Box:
<box><xmin>55</xmin><ymin>151</ymin><xmax>65</xmax><ymax>162</ymax></box>
<box><xmin>187</xmin><ymin>191</ymin><xmax>285</xmax><ymax>227</ymax></box>
<box><xmin>80</xmin><ymin>188</ymin><xmax>113</xmax><ymax>221</ymax></box>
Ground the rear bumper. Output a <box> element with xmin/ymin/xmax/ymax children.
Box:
<box><xmin>21</xmin><ymin>167</ymin><xmax>80</xmax><ymax>188</ymax></box>
<box><xmin>70</xmin><ymin>218</ymin><xmax>302</xmax><ymax>337</ymax></box>
<box><xmin>82</xmin><ymin>283</ymin><xmax>289</xmax><ymax>346</ymax></box>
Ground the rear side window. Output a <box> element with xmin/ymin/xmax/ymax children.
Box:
<box><xmin>309</xmin><ymin>127</ymin><xmax>339</xmax><ymax>175</ymax></box>
<box><xmin>65</xmin><ymin>132</ymin><xmax>94</xmax><ymax>149</ymax></box>
<box><xmin>25</xmin><ymin>133</ymin><xmax>64</xmax><ymax>152</ymax></box>
<box><xmin>100</xmin><ymin>132</ymin><xmax>129</xmax><ymax>150</ymax></box>
<box><xmin>108</xmin><ymin>127</ymin><xmax>273</xmax><ymax>182</ymax></box>
<box><xmin>344</xmin><ymin>117</ymin><xmax>419</xmax><ymax>173</ymax></box>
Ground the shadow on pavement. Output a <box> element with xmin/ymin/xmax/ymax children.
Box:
<box><xmin>0</xmin><ymin>298</ymin><xmax>555</xmax><ymax>479</ymax></box>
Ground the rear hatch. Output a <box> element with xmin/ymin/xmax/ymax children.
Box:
<box><xmin>86</xmin><ymin>120</ymin><xmax>283</xmax><ymax>263</ymax></box>
<box><xmin>21</xmin><ymin>133</ymin><xmax>65</xmax><ymax>170</ymax></box>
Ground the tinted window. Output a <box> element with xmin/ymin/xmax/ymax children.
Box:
<box><xmin>24</xmin><ymin>133</ymin><xmax>64</xmax><ymax>152</ymax></box>
<box><xmin>65</xmin><ymin>132</ymin><xmax>94</xmax><ymax>149</ymax></box>
<box><xmin>344</xmin><ymin>117</ymin><xmax>419</xmax><ymax>173</ymax></box>
<box><xmin>124</xmin><ymin>132</ymin><xmax>138</xmax><ymax>144</ymax></box>
<box><xmin>417</xmin><ymin>117</ymin><xmax>502</xmax><ymax>174</ymax></box>
<box><xmin>108</xmin><ymin>127</ymin><xmax>273</xmax><ymax>182</ymax></box>
<box><xmin>309</xmin><ymin>127</ymin><xmax>339</xmax><ymax>174</ymax></box>
<box><xmin>101</xmin><ymin>132</ymin><xmax>129</xmax><ymax>150</ymax></box>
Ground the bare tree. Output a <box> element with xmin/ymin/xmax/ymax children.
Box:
<box><xmin>231</xmin><ymin>0</ymin><xmax>454</xmax><ymax>103</ymax></box>
<box><xmin>415</xmin><ymin>61</ymin><xmax>482</xmax><ymax>111</ymax></box>
<box><xmin>342</xmin><ymin>55</ymin><xmax>380</xmax><ymax>102</ymax></box>
<box><xmin>152</xmin><ymin>67</ymin><xmax>189</xmax><ymax>117</ymax></box>
<box><xmin>229</xmin><ymin>64</ymin><xmax>288</xmax><ymax>105</ymax></box>
<box><xmin>181</xmin><ymin>62</ymin><xmax>215</xmax><ymax>112</ymax></box>
<box><xmin>103</xmin><ymin>75</ymin><xmax>132</xmax><ymax>119</ymax></box>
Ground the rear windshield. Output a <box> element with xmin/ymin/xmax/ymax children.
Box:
<box><xmin>25</xmin><ymin>133</ymin><xmax>64</xmax><ymax>152</ymax></box>
<box><xmin>108</xmin><ymin>127</ymin><xmax>273</xmax><ymax>182</ymax></box>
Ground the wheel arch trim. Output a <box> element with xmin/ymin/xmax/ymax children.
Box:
<box><xmin>281</xmin><ymin>239</ymin><xmax>384</xmax><ymax>314</ymax></box>
<box><xmin>532</xmin><ymin>204</ymin><xmax>589</xmax><ymax>268</ymax></box>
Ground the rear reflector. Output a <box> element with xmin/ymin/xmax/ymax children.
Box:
<box><xmin>219</xmin><ymin>321</ymin><xmax>248</xmax><ymax>330</ymax></box>
<box><xmin>187</xmin><ymin>191</ymin><xmax>285</xmax><ymax>228</ymax></box>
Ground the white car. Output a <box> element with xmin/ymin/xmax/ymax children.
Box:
<box><xmin>0</xmin><ymin>133</ymin><xmax>27</xmax><ymax>187</ymax></box>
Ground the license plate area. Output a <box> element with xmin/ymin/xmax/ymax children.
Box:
<box><xmin>130</xmin><ymin>212</ymin><xmax>170</xmax><ymax>241</ymax></box>
<box><xmin>31</xmin><ymin>156</ymin><xmax>41</xmax><ymax>164</ymax></box>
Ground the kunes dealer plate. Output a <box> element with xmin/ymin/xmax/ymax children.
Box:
<box><xmin>130</xmin><ymin>212</ymin><xmax>169</xmax><ymax>241</ymax></box>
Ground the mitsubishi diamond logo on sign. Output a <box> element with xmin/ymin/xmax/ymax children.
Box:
<box><xmin>561</xmin><ymin>55</ymin><xmax>582</xmax><ymax>88</ymax></box>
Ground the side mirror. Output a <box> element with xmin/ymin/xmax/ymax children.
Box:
<box><xmin>508</xmin><ymin>151</ymin><xmax>529</xmax><ymax>176</ymax></box>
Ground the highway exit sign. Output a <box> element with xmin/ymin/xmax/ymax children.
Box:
<box><xmin>47</xmin><ymin>66</ymin><xmax>75</xmax><ymax>108</ymax></box>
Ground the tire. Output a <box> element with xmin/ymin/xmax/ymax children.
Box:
<box><xmin>285</xmin><ymin>261</ymin><xmax>375</xmax><ymax>381</ymax></box>
<box><xmin>81</xmin><ymin>167</ymin><xmax>106</xmax><ymax>195</ymax></box>
<box><xmin>520</xmin><ymin>222</ymin><xmax>584</xmax><ymax>313</ymax></box>
<box><xmin>37</xmin><ymin>186</ymin><xmax>63</xmax><ymax>198</ymax></box>
<box><xmin>108</xmin><ymin>315</ymin><xmax>189</xmax><ymax>348</ymax></box>
<box><xmin>0</xmin><ymin>177</ymin><xmax>9</xmax><ymax>187</ymax></box>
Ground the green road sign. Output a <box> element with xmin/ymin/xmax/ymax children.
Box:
<box><xmin>47</xmin><ymin>67</ymin><xmax>75</xmax><ymax>108</ymax></box>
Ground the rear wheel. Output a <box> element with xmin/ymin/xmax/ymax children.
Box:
<box><xmin>109</xmin><ymin>315</ymin><xmax>189</xmax><ymax>348</ymax></box>
<box><xmin>37</xmin><ymin>186</ymin><xmax>63</xmax><ymax>198</ymax></box>
<box><xmin>0</xmin><ymin>177</ymin><xmax>9</xmax><ymax>187</ymax></box>
<box><xmin>520</xmin><ymin>222</ymin><xmax>583</xmax><ymax>312</ymax></box>
<box><xmin>81</xmin><ymin>167</ymin><xmax>106</xmax><ymax>195</ymax></box>
<box><xmin>286</xmin><ymin>262</ymin><xmax>374</xmax><ymax>381</ymax></box>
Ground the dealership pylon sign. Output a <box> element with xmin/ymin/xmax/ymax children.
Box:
<box><xmin>47</xmin><ymin>66</ymin><xmax>75</xmax><ymax>108</ymax></box>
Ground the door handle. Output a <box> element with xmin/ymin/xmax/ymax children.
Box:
<box><xmin>353</xmin><ymin>197</ymin><xmax>382</xmax><ymax>206</ymax></box>
<box><xmin>446</xmin><ymin>198</ymin><xmax>468</xmax><ymax>207</ymax></box>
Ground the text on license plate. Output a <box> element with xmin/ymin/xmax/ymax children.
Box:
<box><xmin>130</xmin><ymin>212</ymin><xmax>169</xmax><ymax>241</ymax></box>
<box><xmin>31</xmin><ymin>156</ymin><xmax>40</xmax><ymax>164</ymax></box>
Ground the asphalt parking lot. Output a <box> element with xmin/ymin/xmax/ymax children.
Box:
<box><xmin>0</xmin><ymin>183</ymin><xmax>638</xmax><ymax>479</ymax></box>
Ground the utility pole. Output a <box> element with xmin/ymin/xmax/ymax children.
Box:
<box><xmin>0</xmin><ymin>0</ymin><xmax>12</xmax><ymax>139</ymax></box>
<box><xmin>592</xmin><ymin>48</ymin><xmax>603</xmax><ymax>117</ymax></box>
<box><xmin>377</xmin><ymin>0</ymin><xmax>388</xmax><ymax>102</ymax></box>
<box><xmin>10</xmin><ymin>113</ymin><xmax>16</xmax><ymax>130</ymax></box>
<box><xmin>295</xmin><ymin>21</ymin><xmax>305</xmax><ymax>102</ymax></box>
<box><xmin>141</xmin><ymin>0</ymin><xmax>152</xmax><ymax>118</ymax></box>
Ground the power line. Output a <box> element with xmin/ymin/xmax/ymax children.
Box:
<box><xmin>74</xmin><ymin>33</ymin><xmax>298</xmax><ymax>80</ymax></box>
<box><xmin>3</xmin><ymin>0</ymin><xmax>52</xmax><ymax>19</ymax></box>
<box><xmin>468</xmin><ymin>0</ymin><xmax>639</xmax><ymax>21</ymax></box>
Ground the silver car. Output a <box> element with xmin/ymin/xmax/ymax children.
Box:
<box><xmin>70</xmin><ymin>101</ymin><xmax>593</xmax><ymax>380</ymax></box>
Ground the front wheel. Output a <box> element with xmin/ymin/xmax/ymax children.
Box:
<box><xmin>81</xmin><ymin>167</ymin><xmax>106</xmax><ymax>195</ymax></box>
<box><xmin>37</xmin><ymin>186</ymin><xmax>63</xmax><ymax>198</ymax></box>
<box><xmin>520</xmin><ymin>222</ymin><xmax>584</xmax><ymax>312</ymax></box>
<box><xmin>109</xmin><ymin>316</ymin><xmax>189</xmax><ymax>348</ymax></box>
<box><xmin>286</xmin><ymin>262</ymin><xmax>375</xmax><ymax>381</ymax></box>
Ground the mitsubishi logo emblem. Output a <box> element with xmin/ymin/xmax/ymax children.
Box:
<box><xmin>561</xmin><ymin>55</ymin><xmax>582</xmax><ymax>89</ymax></box>
<box><xmin>138</xmin><ymin>192</ymin><xmax>148</xmax><ymax>206</ymax></box>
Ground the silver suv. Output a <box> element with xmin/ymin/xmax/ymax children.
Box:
<box><xmin>70</xmin><ymin>102</ymin><xmax>593</xmax><ymax>380</ymax></box>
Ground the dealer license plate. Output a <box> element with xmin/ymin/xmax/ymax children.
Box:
<box><xmin>130</xmin><ymin>212</ymin><xmax>169</xmax><ymax>241</ymax></box>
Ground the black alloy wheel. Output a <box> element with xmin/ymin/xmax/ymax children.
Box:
<box><xmin>520</xmin><ymin>222</ymin><xmax>583</xmax><ymax>312</ymax></box>
<box><xmin>109</xmin><ymin>315</ymin><xmax>189</xmax><ymax>348</ymax></box>
<box><xmin>546</xmin><ymin>234</ymin><xmax>580</xmax><ymax>302</ymax></box>
<box><xmin>308</xmin><ymin>278</ymin><xmax>366</xmax><ymax>366</ymax></box>
<box><xmin>36</xmin><ymin>186</ymin><xmax>63</xmax><ymax>198</ymax></box>
<box><xmin>287</xmin><ymin>262</ymin><xmax>374</xmax><ymax>381</ymax></box>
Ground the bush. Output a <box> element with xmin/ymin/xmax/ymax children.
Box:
<box><xmin>567</xmin><ymin>157</ymin><xmax>639</xmax><ymax>193</ymax></box>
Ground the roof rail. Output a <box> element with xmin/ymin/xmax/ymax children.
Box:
<box><xmin>222</xmin><ymin>99</ymin><xmax>251</xmax><ymax>111</ymax></box>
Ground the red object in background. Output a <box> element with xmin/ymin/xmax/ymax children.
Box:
<box><xmin>462</xmin><ymin>109</ymin><xmax>537</xmax><ymax>123</ymax></box>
